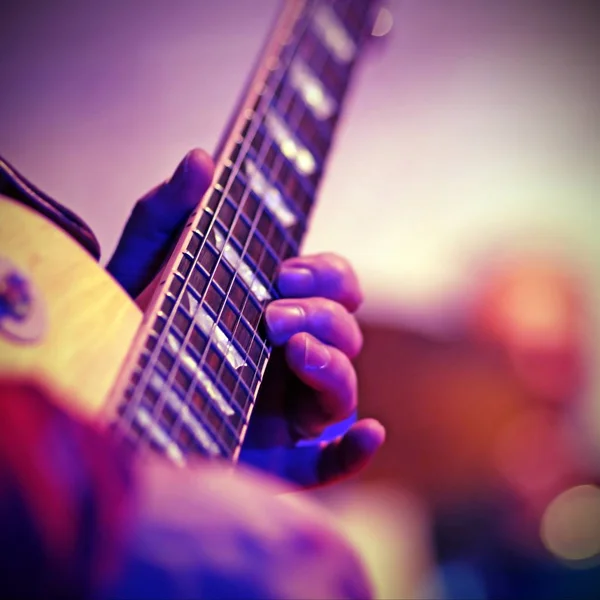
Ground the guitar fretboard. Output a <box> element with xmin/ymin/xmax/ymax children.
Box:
<box><xmin>111</xmin><ymin>0</ymin><xmax>377</xmax><ymax>465</ymax></box>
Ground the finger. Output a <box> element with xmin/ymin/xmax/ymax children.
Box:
<box><xmin>285</xmin><ymin>333</ymin><xmax>357</xmax><ymax>437</ymax></box>
<box><xmin>316</xmin><ymin>418</ymin><xmax>385</xmax><ymax>485</ymax></box>
<box><xmin>107</xmin><ymin>149</ymin><xmax>214</xmax><ymax>297</ymax></box>
<box><xmin>265</xmin><ymin>298</ymin><xmax>363</xmax><ymax>358</ymax></box>
<box><xmin>241</xmin><ymin>419</ymin><xmax>385</xmax><ymax>488</ymax></box>
<box><xmin>277</xmin><ymin>252</ymin><xmax>363</xmax><ymax>313</ymax></box>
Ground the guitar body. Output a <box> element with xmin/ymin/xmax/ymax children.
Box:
<box><xmin>0</xmin><ymin>195</ymin><xmax>141</xmax><ymax>421</ymax></box>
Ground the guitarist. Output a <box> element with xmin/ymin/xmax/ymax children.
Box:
<box><xmin>0</xmin><ymin>149</ymin><xmax>385</xmax><ymax>599</ymax></box>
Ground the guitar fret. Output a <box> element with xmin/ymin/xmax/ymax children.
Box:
<box><xmin>115</xmin><ymin>0</ymin><xmax>371</xmax><ymax>463</ymax></box>
<box><xmin>165</xmin><ymin>331</ymin><xmax>242</xmax><ymax>417</ymax></box>
<box><xmin>240</xmin><ymin>296</ymin><xmax>262</xmax><ymax>329</ymax></box>
<box><xmin>218</xmin><ymin>226</ymin><xmax>280</xmax><ymax>292</ymax></box>
<box><xmin>248</xmin><ymin>125</ymin><xmax>304</xmax><ymax>189</ymax></box>
<box><xmin>185</xmin><ymin>380</ymin><xmax>245</xmax><ymax>433</ymax></box>
<box><xmin>240</xmin><ymin>190</ymin><xmax>262</xmax><ymax>222</ymax></box>
<box><xmin>240</xmin><ymin>190</ymin><xmax>261</xmax><ymax>223</ymax></box>
<box><xmin>199</xmin><ymin>243</ymin><xmax>219</xmax><ymax>273</ymax></box>
<box><xmin>171</xmin><ymin>386</ymin><xmax>240</xmax><ymax>453</ymax></box>
<box><xmin>185</xmin><ymin>231</ymin><xmax>202</xmax><ymax>257</ymax></box>
<box><xmin>216</xmin><ymin>197</ymin><xmax>237</xmax><ymax>229</ymax></box>
<box><xmin>173</xmin><ymin>360</ymin><xmax>193</xmax><ymax>391</ymax></box>
<box><xmin>146</xmin><ymin>370</ymin><xmax>224</xmax><ymax>456</ymax></box>
<box><xmin>188</xmin><ymin>263</ymin><xmax>209</xmax><ymax>298</ymax></box>
<box><xmin>311</xmin><ymin>3</ymin><xmax>357</xmax><ymax>64</ymax></box>
<box><xmin>244</xmin><ymin>158</ymin><xmax>299</xmax><ymax>229</ymax></box>
<box><xmin>231</xmin><ymin>213</ymin><xmax>252</xmax><ymax>248</ymax></box>
<box><xmin>204</xmin><ymin>282</ymin><xmax>225</xmax><ymax>316</ymax></box>
<box><xmin>215</xmin><ymin>362</ymin><xmax>254</xmax><ymax>413</ymax></box>
<box><xmin>266</xmin><ymin>65</ymin><xmax>333</xmax><ymax>167</ymax></box>
<box><xmin>210</xmin><ymin>260</ymin><xmax>233</xmax><ymax>292</ymax></box>
<box><xmin>173</xmin><ymin>306</ymin><xmax>192</xmax><ymax>337</ymax></box>
<box><xmin>332</xmin><ymin>0</ymin><xmax>371</xmax><ymax>42</ymax></box>
<box><xmin>206</xmin><ymin>188</ymin><xmax>222</xmax><ymax>212</ymax></box>
<box><xmin>216</xmin><ymin>297</ymin><xmax>267</xmax><ymax>366</ymax></box>
<box><xmin>130</xmin><ymin>338</ymin><xmax>247</xmax><ymax>458</ymax></box>
<box><xmin>217</xmin><ymin>165</ymin><xmax>233</xmax><ymax>191</ymax></box>
<box><xmin>264</xmin><ymin>111</ymin><xmax>320</xmax><ymax>181</ymax></box>
<box><xmin>161</xmin><ymin>294</ymin><xmax>176</xmax><ymax>314</ymax></box>
<box><xmin>219</xmin><ymin>301</ymin><xmax>240</xmax><ymax>334</ymax></box>
<box><xmin>169</xmin><ymin>275</ymin><xmax>184</xmax><ymax>298</ymax></box>
<box><xmin>177</xmin><ymin>254</ymin><xmax>193</xmax><ymax>278</ymax></box>
<box><xmin>245</xmin><ymin>145</ymin><xmax>314</xmax><ymax>217</ymax></box>
<box><xmin>212</xmin><ymin>227</ymin><xmax>272</xmax><ymax>302</ymax></box>
<box><xmin>298</xmin><ymin>27</ymin><xmax>349</xmax><ymax>100</ymax></box>
<box><xmin>200</xmin><ymin>298</ymin><xmax>268</xmax><ymax>378</ymax></box>
<box><xmin>227</xmin><ymin>174</ymin><xmax>246</xmax><ymax>204</ymax></box>
<box><xmin>177</xmin><ymin>295</ymin><xmax>247</xmax><ymax>371</ymax></box>
<box><xmin>286</xmin><ymin>57</ymin><xmax>338</xmax><ymax>123</ymax></box>
<box><xmin>134</xmin><ymin>406</ymin><xmax>187</xmax><ymax>466</ymax></box>
<box><xmin>157</xmin><ymin>344</ymin><xmax>176</xmax><ymax>372</ymax></box>
<box><xmin>197</xmin><ymin>209</ymin><xmax>214</xmax><ymax>235</ymax></box>
<box><xmin>245</xmin><ymin>228</ymin><xmax>282</xmax><ymax>279</ymax></box>
<box><xmin>274</xmin><ymin>92</ymin><xmax>331</xmax><ymax>160</ymax></box>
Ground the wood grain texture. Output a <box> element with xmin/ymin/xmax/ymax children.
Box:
<box><xmin>0</xmin><ymin>196</ymin><xmax>142</xmax><ymax>421</ymax></box>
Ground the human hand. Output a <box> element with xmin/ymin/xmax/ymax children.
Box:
<box><xmin>241</xmin><ymin>253</ymin><xmax>385</xmax><ymax>487</ymax></box>
<box><xmin>106</xmin><ymin>458</ymin><xmax>373</xmax><ymax>599</ymax></box>
<box><xmin>107</xmin><ymin>149</ymin><xmax>384</xmax><ymax>487</ymax></box>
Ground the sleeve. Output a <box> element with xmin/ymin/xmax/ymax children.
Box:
<box><xmin>0</xmin><ymin>378</ymin><xmax>135</xmax><ymax>599</ymax></box>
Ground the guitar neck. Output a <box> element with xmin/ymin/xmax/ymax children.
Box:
<box><xmin>109</xmin><ymin>0</ymin><xmax>378</xmax><ymax>465</ymax></box>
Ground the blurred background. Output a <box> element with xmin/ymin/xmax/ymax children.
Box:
<box><xmin>1</xmin><ymin>0</ymin><xmax>599</xmax><ymax>597</ymax></box>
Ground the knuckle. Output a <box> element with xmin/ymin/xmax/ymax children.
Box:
<box><xmin>323</xmin><ymin>302</ymin><xmax>363</xmax><ymax>357</ymax></box>
<box><xmin>314</xmin><ymin>298</ymin><xmax>338</xmax><ymax>331</ymax></box>
<box><xmin>350</xmin><ymin>281</ymin><xmax>365</xmax><ymax>309</ymax></box>
<box><xmin>348</xmin><ymin>325</ymin><xmax>364</xmax><ymax>358</ymax></box>
<box><xmin>130</xmin><ymin>185</ymin><xmax>170</xmax><ymax>229</ymax></box>
<box><xmin>320</xmin><ymin>252</ymin><xmax>352</xmax><ymax>279</ymax></box>
<box><xmin>319</xmin><ymin>253</ymin><xmax>363</xmax><ymax>309</ymax></box>
<box><xmin>131</xmin><ymin>197</ymin><xmax>153</xmax><ymax>221</ymax></box>
<box><xmin>337</xmin><ymin>359</ymin><xmax>358</xmax><ymax>415</ymax></box>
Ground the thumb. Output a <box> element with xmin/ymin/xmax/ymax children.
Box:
<box><xmin>107</xmin><ymin>149</ymin><xmax>214</xmax><ymax>297</ymax></box>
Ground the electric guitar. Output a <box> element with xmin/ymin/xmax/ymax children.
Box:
<box><xmin>0</xmin><ymin>0</ymin><xmax>381</xmax><ymax>465</ymax></box>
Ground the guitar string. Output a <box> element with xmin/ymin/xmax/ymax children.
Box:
<box><xmin>176</xmin><ymin>0</ymin><xmax>363</xmax><ymax>458</ymax></box>
<box><xmin>160</xmin><ymin>19</ymin><xmax>320</xmax><ymax>455</ymax></box>
<box><xmin>222</xmin><ymin>4</ymin><xmax>354</xmax><ymax>458</ymax></box>
<box><xmin>121</xmin><ymin>0</ymin><xmax>359</xmax><ymax>458</ymax></box>
<box><xmin>160</xmin><ymin>0</ymin><xmax>336</xmax><ymax>457</ymax></box>
<box><xmin>117</xmin><ymin>1</ymin><xmax>317</xmax><ymax>455</ymax></box>
<box><xmin>227</xmin><ymin>0</ymin><xmax>370</xmax><ymax>458</ymax></box>
<box><xmin>177</xmin><ymin>3</ymin><xmax>347</xmax><ymax>455</ymax></box>
<box><xmin>121</xmin><ymin>0</ymin><xmax>361</xmax><ymax>459</ymax></box>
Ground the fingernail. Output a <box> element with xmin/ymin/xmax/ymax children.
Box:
<box><xmin>265</xmin><ymin>304</ymin><xmax>305</xmax><ymax>340</ymax></box>
<box><xmin>278</xmin><ymin>266</ymin><xmax>314</xmax><ymax>295</ymax></box>
<box><xmin>304</xmin><ymin>336</ymin><xmax>330</xmax><ymax>370</ymax></box>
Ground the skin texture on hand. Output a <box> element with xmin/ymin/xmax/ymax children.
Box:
<box><xmin>107</xmin><ymin>149</ymin><xmax>385</xmax><ymax>487</ymax></box>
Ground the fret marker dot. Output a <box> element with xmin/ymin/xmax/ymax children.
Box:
<box><xmin>296</xmin><ymin>149</ymin><xmax>316</xmax><ymax>175</ymax></box>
